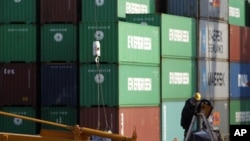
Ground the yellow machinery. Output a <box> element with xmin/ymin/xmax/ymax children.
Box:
<box><xmin>0</xmin><ymin>111</ymin><xmax>137</xmax><ymax>141</ymax></box>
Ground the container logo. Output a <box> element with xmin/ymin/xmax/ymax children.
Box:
<box><xmin>96</xmin><ymin>0</ymin><xmax>104</xmax><ymax>6</ymax></box>
<box><xmin>208</xmin><ymin>72</ymin><xmax>225</xmax><ymax>86</ymax></box>
<box><xmin>229</xmin><ymin>7</ymin><xmax>240</xmax><ymax>18</ymax></box>
<box><xmin>54</xmin><ymin>33</ymin><xmax>63</xmax><ymax>42</ymax></box>
<box><xmin>95</xmin><ymin>73</ymin><xmax>104</xmax><ymax>83</ymax></box>
<box><xmin>13</xmin><ymin>118</ymin><xmax>22</xmax><ymax>126</ymax></box>
<box><xmin>169</xmin><ymin>72</ymin><xmax>189</xmax><ymax>85</ymax></box>
<box><xmin>3</xmin><ymin>68</ymin><xmax>15</xmax><ymax>75</ymax></box>
<box><xmin>95</xmin><ymin>31</ymin><xmax>104</xmax><ymax>40</ymax></box>
<box><xmin>14</xmin><ymin>0</ymin><xmax>22</xmax><ymax>3</ymax></box>
<box><xmin>169</xmin><ymin>29</ymin><xmax>189</xmax><ymax>43</ymax></box>
<box><xmin>238</xmin><ymin>74</ymin><xmax>249</xmax><ymax>87</ymax></box>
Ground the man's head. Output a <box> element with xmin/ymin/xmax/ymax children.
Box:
<box><xmin>190</xmin><ymin>92</ymin><xmax>201</xmax><ymax>105</ymax></box>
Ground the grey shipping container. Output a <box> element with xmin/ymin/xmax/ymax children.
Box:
<box><xmin>199</xmin><ymin>19</ymin><xmax>228</xmax><ymax>60</ymax></box>
<box><xmin>198</xmin><ymin>59</ymin><xmax>229</xmax><ymax>99</ymax></box>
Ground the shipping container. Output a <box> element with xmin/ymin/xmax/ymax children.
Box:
<box><xmin>229</xmin><ymin>62</ymin><xmax>250</xmax><ymax>98</ymax></box>
<box><xmin>41</xmin><ymin>107</ymin><xmax>77</xmax><ymax>131</ymax></box>
<box><xmin>81</xmin><ymin>0</ymin><xmax>156</xmax><ymax>22</ymax></box>
<box><xmin>40</xmin><ymin>0</ymin><xmax>78</xmax><ymax>24</ymax></box>
<box><xmin>41</xmin><ymin>63</ymin><xmax>77</xmax><ymax>106</ymax></box>
<box><xmin>161</xmin><ymin>58</ymin><xmax>197</xmax><ymax>100</ymax></box>
<box><xmin>161</xmin><ymin>100</ymin><xmax>185</xmax><ymax>141</ymax></box>
<box><xmin>199</xmin><ymin>19</ymin><xmax>229</xmax><ymax>60</ymax></box>
<box><xmin>229</xmin><ymin>0</ymin><xmax>250</xmax><ymax>26</ymax></box>
<box><xmin>210</xmin><ymin>99</ymin><xmax>229</xmax><ymax>140</ymax></box>
<box><xmin>166</xmin><ymin>0</ymin><xmax>228</xmax><ymax>21</ymax></box>
<box><xmin>0</xmin><ymin>106</ymin><xmax>37</xmax><ymax>134</ymax></box>
<box><xmin>229</xmin><ymin>25</ymin><xmax>250</xmax><ymax>62</ymax></box>
<box><xmin>80</xmin><ymin>106</ymin><xmax>160</xmax><ymax>141</ymax></box>
<box><xmin>198</xmin><ymin>59</ymin><xmax>229</xmax><ymax>99</ymax></box>
<box><xmin>79</xmin><ymin>21</ymin><xmax>160</xmax><ymax>64</ymax></box>
<box><xmin>126</xmin><ymin>13</ymin><xmax>197</xmax><ymax>59</ymax></box>
<box><xmin>0</xmin><ymin>0</ymin><xmax>36</xmax><ymax>23</ymax></box>
<box><xmin>0</xmin><ymin>24</ymin><xmax>37</xmax><ymax>63</ymax></box>
<box><xmin>0</xmin><ymin>63</ymin><xmax>37</xmax><ymax>106</ymax></box>
<box><xmin>230</xmin><ymin>99</ymin><xmax>250</xmax><ymax>125</ymax></box>
<box><xmin>41</xmin><ymin>24</ymin><xmax>77</xmax><ymax>62</ymax></box>
<box><xmin>79</xmin><ymin>63</ymin><xmax>160</xmax><ymax>107</ymax></box>
<box><xmin>79</xmin><ymin>107</ymin><xmax>119</xmax><ymax>133</ymax></box>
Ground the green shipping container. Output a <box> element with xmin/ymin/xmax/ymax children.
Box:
<box><xmin>81</xmin><ymin>0</ymin><xmax>156</xmax><ymax>22</ymax></box>
<box><xmin>79</xmin><ymin>21</ymin><xmax>160</xmax><ymax>64</ymax></box>
<box><xmin>0</xmin><ymin>107</ymin><xmax>37</xmax><ymax>134</ymax></box>
<box><xmin>161</xmin><ymin>14</ymin><xmax>196</xmax><ymax>59</ymax></box>
<box><xmin>0</xmin><ymin>0</ymin><xmax>36</xmax><ymax>23</ymax></box>
<box><xmin>0</xmin><ymin>24</ymin><xmax>36</xmax><ymax>63</ymax></box>
<box><xmin>80</xmin><ymin>63</ymin><xmax>160</xmax><ymax>107</ymax></box>
<box><xmin>230</xmin><ymin>99</ymin><xmax>250</xmax><ymax>125</ymax></box>
<box><xmin>41</xmin><ymin>107</ymin><xmax>77</xmax><ymax>131</ymax></box>
<box><xmin>41</xmin><ymin>24</ymin><xmax>77</xmax><ymax>62</ymax></box>
<box><xmin>161</xmin><ymin>58</ymin><xmax>197</xmax><ymax>100</ymax></box>
<box><xmin>229</xmin><ymin>0</ymin><xmax>250</xmax><ymax>26</ymax></box>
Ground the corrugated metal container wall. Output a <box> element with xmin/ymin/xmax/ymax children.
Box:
<box><xmin>0</xmin><ymin>0</ymin><xmax>36</xmax><ymax>23</ymax></box>
<box><xmin>229</xmin><ymin>62</ymin><xmax>250</xmax><ymax>99</ymax></box>
<box><xmin>41</xmin><ymin>24</ymin><xmax>77</xmax><ymax>62</ymax></box>
<box><xmin>210</xmin><ymin>99</ymin><xmax>229</xmax><ymax>139</ymax></box>
<box><xmin>161</xmin><ymin>58</ymin><xmax>197</xmax><ymax>100</ymax></box>
<box><xmin>80</xmin><ymin>63</ymin><xmax>160</xmax><ymax>107</ymax></box>
<box><xmin>199</xmin><ymin>19</ymin><xmax>228</xmax><ymax>60</ymax></box>
<box><xmin>79</xmin><ymin>21</ymin><xmax>160</xmax><ymax>64</ymax></box>
<box><xmin>161</xmin><ymin>14</ymin><xmax>196</xmax><ymax>59</ymax></box>
<box><xmin>41</xmin><ymin>63</ymin><xmax>77</xmax><ymax>106</ymax></box>
<box><xmin>198</xmin><ymin>59</ymin><xmax>229</xmax><ymax>99</ymax></box>
<box><xmin>81</xmin><ymin>0</ymin><xmax>156</xmax><ymax>22</ymax></box>
<box><xmin>167</xmin><ymin>0</ymin><xmax>228</xmax><ymax>22</ymax></box>
<box><xmin>0</xmin><ymin>24</ymin><xmax>37</xmax><ymax>63</ymax></box>
<box><xmin>40</xmin><ymin>0</ymin><xmax>78</xmax><ymax>24</ymax></box>
<box><xmin>41</xmin><ymin>107</ymin><xmax>77</xmax><ymax>131</ymax></box>
<box><xmin>229</xmin><ymin>0</ymin><xmax>250</xmax><ymax>26</ymax></box>
<box><xmin>0</xmin><ymin>63</ymin><xmax>37</xmax><ymax>106</ymax></box>
<box><xmin>0</xmin><ymin>106</ymin><xmax>37</xmax><ymax>134</ymax></box>
<box><xmin>118</xmin><ymin>106</ymin><xmax>160</xmax><ymax>141</ymax></box>
<box><xmin>229</xmin><ymin>25</ymin><xmax>250</xmax><ymax>62</ymax></box>
<box><xmin>161</xmin><ymin>100</ymin><xmax>185</xmax><ymax>141</ymax></box>
<box><xmin>79</xmin><ymin>107</ymin><xmax>119</xmax><ymax>133</ymax></box>
<box><xmin>230</xmin><ymin>99</ymin><xmax>250</xmax><ymax>125</ymax></box>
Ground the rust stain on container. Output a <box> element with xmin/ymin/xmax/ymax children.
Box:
<box><xmin>0</xmin><ymin>63</ymin><xmax>37</xmax><ymax>106</ymax></box>
<box><xmin>230</xmin><ymin>24</ymin><xmax>250</xmax><ymax>62</ymax></box>
<box><xmin>40</xmin><ymin>0</ymin><xmax>78</xmax><ymax>24</ymax></box>
<box><xmin>79</xmin><ymin>106</ymin><xmax>160</xmax><ymax>141</ymax></box>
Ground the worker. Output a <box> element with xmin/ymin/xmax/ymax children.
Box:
<box><xmin>180</xmin><ymin>92</ymin><xmax>201</xmax><ymax>139</ymax></box>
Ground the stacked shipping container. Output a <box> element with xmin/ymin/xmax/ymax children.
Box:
<box><xmin>1</xmin><ymin>0</ymin><xmax>250</xmax><ymax>141</ymax></box>
<box><xmin>0</xmin><ymin>0</ymin><xmax>38</xmax><ymax>134</ymax></box>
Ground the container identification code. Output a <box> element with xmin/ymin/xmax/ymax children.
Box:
<box><xmin>229</xmin><ymin>7</ymin><xmax>240</xmax><ymax>18</ymax></box>
<box><xmin>126</xmin><ymin>2</ymin><xmax>148</xmax><ymax>14</ymax></box>
<box><xmin>169</xmin><ymin>72</ymin><xmax>189</xmax><ymax>84</ymax></box>
<box><xmin>169</xmin><ymin>29</ymin><xmax>189</xmax><ymax>42</ymax></box>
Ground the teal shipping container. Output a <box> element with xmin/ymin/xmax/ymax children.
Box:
<box><xmin>161</xmin><ymin>58</ymin><xmax>197</xmax><ymax>100</ymax></box>
<box><xmin>0</xmin><ymin>24</ymin><xmax>36</xmax><ymax>63</ymax></box>
<box><xmin>41</xmin><ymin>24</ymin><xmax>77</xmax><ymax>62</ymax></box>
<box><xmin>79</xmin><ymin>21</ymin><xmax>160</xmax><ymax>64</ymax></box>
<box><xmin>41</xmin><ymin>107</ymin><xmax>77</xmax><ymax>131</ymax></box>
<box><xmin>79</xmin><ymin>63</ymin><xmax>160</xmax><ymax>107</ymax></box>
<box><xmin>0</xmin><ymin>0</ymin><xmax>36</xmax><ymax>23</ymax></box>
<box><xmin>161</xmin><ymin>100</ymin><xmax>185</xmax><ymax>141</ymax></box>
<box><xmin>81</xmin><ymin>0</ymin><xmax>156</xmax><ymax>22</ymax></box>
<box><xmin>229</xmin><ymin>0</ymin><xmax>250</xmax><ymax>26</ymax></box>
<box><xmin>0</xmin><ymin>106</ymin><xmax>37</xmax><ymax>134</ymax></box>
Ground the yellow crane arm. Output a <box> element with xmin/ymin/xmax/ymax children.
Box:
<box><xmin>0</xmin><ymin>111</ymin><xmax>137</xmax><ymax>141</ymax></box>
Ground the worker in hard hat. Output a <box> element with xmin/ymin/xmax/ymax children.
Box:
<box><xmin>180</xmin><ymin>92</ymin><xmax>201</xmax><ymax>139</ymax></box>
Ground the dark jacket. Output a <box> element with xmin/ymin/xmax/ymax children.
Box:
<box><xmin>180</xmin><ymin>98</ymin><xmax>198</xmax><ymax>131</ymax></box>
